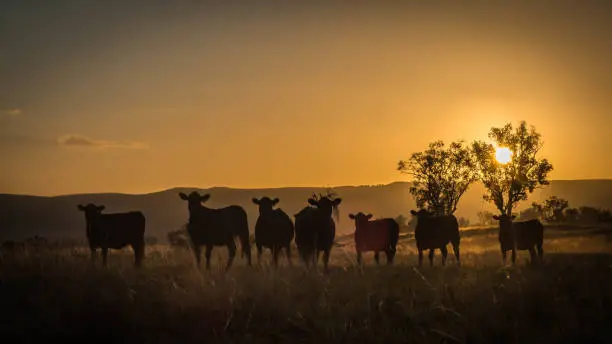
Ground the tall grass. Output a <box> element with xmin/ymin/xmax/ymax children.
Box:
<box><xmin>1</xmin><ymin>230</ymin><xmax>612</xmax><ymax>343</ymax></box>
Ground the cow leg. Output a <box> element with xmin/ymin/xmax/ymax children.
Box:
<box><xmin>451</xmin><ymin>241</ymin><xmax>461</xmax><ymax>267</ymax></box>
<box><xmin>385</xmin><ymin>249</ymin><xmax>395</xmax><ymax>265</ymax></box>
<box><xmin>356</xmin><ymin>250</ymin><xmax>362</xmax><ymax>265</ymax></box>
<box><xmin>133</xmin><ymin>240</ymin><xmax>145</xmax><ymax>267</ymax></box>
<box><xmin>428</xmin><ymin>249</ymin><xmax>434</xmax><ymax>267</ymax></box>
<box><xmin>511</xmin><ymin>248</ymin><xmax>517</xmax><ymax>265</ymax></box>
<box><xmin>101</xmin><ymin>247</ymin><xmax>108</xmax><ymax>267</ymax></box>
<box><xmin>374</xmin><ymin>252</ymin><xmax>380</xmax><ymax>265</ymax></box>
<box><xmin>192</xmin><ymin>245</ymin><xmax>202</xmax><ymax>266</ymax></box>
<box><xmin>501</xmin><ymin>249</ymin><xmax>507</xmax><ymax>265</ymax></box>
<box><xmin>528</xmin><ymin>247</ymin><xmax>537</xmax><ymax>266</ymax></box>
<box><xmin>537</xmin><ymin>243</ymin><xmax>544</xmax><ymax>263</ymax></box>
<box><xmin>90</xmin><ymin>247</ymin><xmax>97</xmax><ymax>263</ymax></box>
<box><xmin>272</xmin><ymin>246</ymin><xmax>280</xmax><ymax>267</ymax></box>
<box><xmin>204</xmin><ymin>245</ymin><xmax>213</xmax><ymax>270</ymax></box>
<box><xmin>256</xmin><ymin>244</ymin><xmax>263</xmax><ymax>265</ymax></box>
<box><xmin>418</xmin><ymin>248</ymin><xmax>424</xmax><ymax>267</ymax></box>
<box><xmin>226</xmin><ymin>241</ymin><xmax>237</xmax><ymax>272</ymax></box>
<box><xmin>322</xmin><ymin>249</ymin><xmax>331</xmax><ymax>272</ymax></box>
<box><xmin>440</xmin><ymin>246</ymin><xmax>448</xmax><ymax>267</ymax></box>
<box><xmin>285</xmin><ymin>245</ymin><xmax>293</xmax><ymax>266</ymax></box>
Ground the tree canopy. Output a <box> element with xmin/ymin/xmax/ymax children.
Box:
<box><xmin>472</xmin><ymin>121</ymin><xmax>553</xmax><ymax>216</ymax></box>
<box><xmin>398</xmin><ymin>140</ymin><xmax>478</xmax><ymax>216</ymax></box>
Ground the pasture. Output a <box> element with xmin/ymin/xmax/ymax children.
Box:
<box><xmin>2</xmin><ymin>225</ymin><xmax>612</xmax><ymax>343</ymax></box>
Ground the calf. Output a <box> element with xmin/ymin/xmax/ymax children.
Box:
<box><xmin>252</xmin><ymin>196</ymin><xmax>295</xmax><ymax>266</ymax></box>
<box><xmin>348</xmin><ymin>212</ymin><xmax>399</xmax><ymax>265</ymax></box>
<box><xmin>179</xmin><ymin>191</ymin><xmax>252</xmax><ymax>271</ymax></box>
<box><xmin>294</xmin><ymin>194</ymin><xmax>342</xmax><ymax>271</ymax></box>
<box><xmin>493</xmin><ymin>214</ymin><xmax>544</xmax><ymax>265</ymax></box>
<box><xmin>77</xmin><ymin>203</ymin><xmax>146</xmax><ymax>267</ymax></box>
<box><xmin>410</xmin><ymin>209</ymin><xmax>460</xmax><ymax>267</ymax></box>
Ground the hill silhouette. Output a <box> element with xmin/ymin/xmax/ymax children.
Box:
<box><xmin>1</xmin><ymin>180</ymin><xmax>611</xmax><ymax>242</ymax></box>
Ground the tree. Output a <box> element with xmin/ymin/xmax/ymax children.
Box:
<box><xmin>477</xmin><ymin>211</ymin><xmax>496</xmax><ymax>226</ymax></box>
<box><xmin>564</xmin><ymin>208</ymin><xmax>580</xmax><ymax>222</ymax></box>
<box><xmin>534</xmin><ymin>196</ymin><xmax>569</xmax><ymax>222</ymax></box>
<box><xmin>472</xmin><ymin>121</ymin><xmax>553</xmax><ymax>216</ymax></box>
<box><xmin>457</xmin><ymin>216</ymin><xmax>470</xmax><ymax>228</ymax></box>
<box><xmin>398</xmin><ymin>140</ymin><xmax>478</xmax><ymax>216</ymax></box>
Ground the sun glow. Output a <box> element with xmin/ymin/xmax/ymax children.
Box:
<box><xmin>495</xmin><ymin>147</ymin><xmax>513</xmax><ymax>164</ymax></box>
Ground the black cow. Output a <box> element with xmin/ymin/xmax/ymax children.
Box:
<box><xmin>493</xmin><ymin>214</ymin><xmax>544</xmax><ymax>265</ymax></box>
<box><xmin>348</xmin><ymin>212</ymin><xmax>399</xmax><ymax>265</ymax></box>
<box><xmin>294</xmin><ymin>193</ymin><xmax>342</xmax><ymax>271</ymax></box>
<box><xmin>410</xmin><ymin>209</ymin><xmax>460</xmax><ymax>267</ymax></box>
<box><xmin>178</xmin><ymin>191</ymin><xmax>252</xmax><ymax>271</ymax></box>
<box><xmin>77</xmin><ymin>203</ymin><xmax>146</xmax><ymax>267</ymax></box>
<box><xmin>252</xmin><ymin>196</ymin><xmax>295</xmax><ymax>266</ymax></box>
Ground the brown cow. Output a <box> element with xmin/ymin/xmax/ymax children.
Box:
<box><xmin>348</xmin><ymin>212</ymin><xmax>399</xmax><ymax>265</ymax></box>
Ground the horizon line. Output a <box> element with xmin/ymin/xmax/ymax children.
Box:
<box><xmin>1</xmin><ymin>178</ymin><xmax>612</xmax><ymax>198</ymax></box>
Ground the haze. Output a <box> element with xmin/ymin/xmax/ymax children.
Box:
<box><xmin>1</xmin><ymin>1</ymin><xmax>611</xmax><ymax>196</ymax></box>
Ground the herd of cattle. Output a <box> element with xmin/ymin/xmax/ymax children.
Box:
<box><xmin>3</xmin><ymin>190</ymin><xmax>545</xmax><ymax>270</ymax></box>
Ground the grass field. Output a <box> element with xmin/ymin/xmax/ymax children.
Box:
<box><xmin>2</xmin><ymin>225</ymin><xmax>612</xmax><ymax>343</ymax></box>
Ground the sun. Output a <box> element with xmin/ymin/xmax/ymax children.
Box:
<box><xmin>495</xmin><ymin>147</ymin><xmax>513</xmax><ymax>164</ymax></box>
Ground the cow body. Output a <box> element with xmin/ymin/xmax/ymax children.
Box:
<box><xmin>294</xmin><ymin>194</ymin><xmax>342</xmax><ymax>271</ymax></box>
<box><xmin>78</xmin><ymin>204</ymin><xmax>146</xmax><ymax>267</ymax></box>
<box><xmin>179</xmin><ymin>192</ymin><xmax>252</xmax><ymax>271</ymax></box>
<box><xmin>349</xmin><ymin>213</ymin><xmax>399</xmax><ymax>265</ymax></box>
<box><xmin>253</xmin><ymin>197</ymin><xmax>295</xmax><ymax>266</ymax></box>
<box><xmin>410</xmin><ymin>209</ymin><xmax>460</xmax><ymax>267</ymax></box>
<box><xmin>494</xmin><ymin>214</ymin><xmax>544</xmax><ymax>265</ymax></box>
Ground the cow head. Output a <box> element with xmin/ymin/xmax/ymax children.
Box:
<box><xmin>493</xmin><ymin>214</ymin><xmax>516</xmax><ymax>232</ymax></box>
<box><xmin>410</xmin><ymin>209</ymin><xmax>432</xmax><ymax>219</ymax></box>
<box><xmin>308</xmin><ymin>194</ymin><xmax>342</xmax><ymax>220</ymax></box>
<box><xmin>252</xmin><ymin>197</ymin><xmax>280</xmax><ymax>215</ymax></box>
<box><xmin>179</xmin><ymin>191</ymin><xmax>211</xmax><ymax>213</ymax></box>
<box><xmin>348</xmin><ymin>212</ymin><xmax>373</xmax><ymax>226</ymax></box>
<box><xmin>77</xmin><ymin>203</ymin><xmax>105</xmax><ymax>222</ymax></box>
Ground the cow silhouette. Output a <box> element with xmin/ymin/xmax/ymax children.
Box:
<box><xmin>77</xmin><ymin>203</ymin><xmax>146</xmax><ymax>267</ymax></box>
<box><xmin>252</xmin><ymin>196</ymin><xmax>295</xmax><ymax>266</ymax></box>
<box><xmin>494</xmin><ymin>214</ymin><xmax>544</xmax><ymax>265</ymax></box>
<box><xmin>410</xmin><ymin>209</ymin><xmax>460</xmax><ymax>267</ymax></box>
<box><xmin>178</xmin><ymin>191</ymin><xmax>252</xmax><ymax>271</ymax></box>
<box><xmin>348</xmin><ymin>212</ymin><xmax>399</xmax><ymax>265</ymax></box>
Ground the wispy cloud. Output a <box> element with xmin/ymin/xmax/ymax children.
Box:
<box><xmin>0</xmin><ymin>108</ymin><xmax>22</xmax><ymax>117</ymax></box>
<box><xmin>57</xmin><ymin>134</ymin><xmax>149</xmax><ymax>150</ymax></box>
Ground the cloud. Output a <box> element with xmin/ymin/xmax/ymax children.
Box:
<box><xmin>0</xmin><ymin>108</ymin><xmax>22</xmax><ymax>117</ymax></box>
<box><xmin>56</xmin><ymin>134</ymin><xmax>149</xmax><ymax>150</ymax></box>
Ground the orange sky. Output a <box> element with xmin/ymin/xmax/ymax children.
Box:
<box><xmin>1</xmin><ymin>2</ymin><xmax>611</xmax><ymax>196</ymax></box>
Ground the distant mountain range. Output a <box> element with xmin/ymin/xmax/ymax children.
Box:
<box><xmin>1</xmin><ymin>180</ymin><xmax>611</xmax><ymax>242</ymax></box>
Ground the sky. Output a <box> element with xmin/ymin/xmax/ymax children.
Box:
<box><xmin>1</xmin><ymin>1</ymin><xmax>611</xmax><ymax>196</ymax></box>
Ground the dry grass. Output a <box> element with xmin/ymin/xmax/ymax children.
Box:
<box><xmin>1</xmin><ymin>226</ymin><xmax>612</xmax><ymax>343</ymax></box>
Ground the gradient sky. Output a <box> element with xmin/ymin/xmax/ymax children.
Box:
<box><xmin>1</xmin><ymin>1</ymin><xmax>611</xmax><ymax>196</ymax></box>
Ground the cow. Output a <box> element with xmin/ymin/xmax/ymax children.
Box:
<box><xmin>252</xmin><ymin>196</ymin><xmax>295</xmax><ymax>266</ymax></box>
<box><xmin>410</xmin><ymin>209</ymin><xmax>460</xmax><ymax>267</ymax></box>
<box><xmin>178</xmin><ymin>191</ymin><xmax>252</xmax><ymax>271</ymax></box>
<box><xmin>348</xmin><ymin>212</ymin><xmax>399</xmax><ymax>266</ymax></box>
<box><xmin>77</xmin><ymin>203</ymin><xmax>146</xmax><ymax>267</ymax></box>
<box><xmin>294</xmin><ymin>193</ymin><xmax>342</xmax><ymax>271</ymax></box>
<box><xmin>493</xmin><ymin>214</ymin><xmax>544</xmax><ymax>265</ymax></box>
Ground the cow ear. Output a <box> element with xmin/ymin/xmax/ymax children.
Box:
<box><xmin>78</xmin><ymin>204</ymin><xmax>85</xmax><ymax>211</ymax></box>
<box><xmin>308</xmin><ymin>198</ymin><xmax>317</xmax><ymax>206</ymax></box>
<box><xmin>179</xmin><ymin>192</ymin><xmax>188</xmax><ymax>200</ymax></box>
<box><xmin>272</xmin><ymin>198</ymin><xmax>280</xmax><ymax>206</ymax></box>
<box><xmin>366</xmin><ymin>214</ymin><xmax>373</xmax><ymax>219</ymax></box>
<box><xmin>200</xmin><ymin>194</ymin><xmax>211</xmax><ymax>203</ymax></box>
<box><xmin>410</xmin><ymin>210</ymin><xmax>417</xmax><ymax>216</ymax></box>
<box><xmin>493</xmin><ymin>215</ymin><xmax>500</xmax><ymax>220</ymax></box>
<box><xmin>97</xmin><ymin>205</ymin><xmax>105</xmax><ymax>211</ymax></box>
<box><xmin>333</xmin><ymin>198</ymin><xmax>342</xmax><ymax>206</ymax></box>
<box><xmin>348</xmin><ymin>213</ymin><xmax>355</xmax><ymax>219</ymax></box>
<box><xmin>252</xmin><ymin>198</ymin><xmax>260</xmax><ymax>205</ymax></box>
